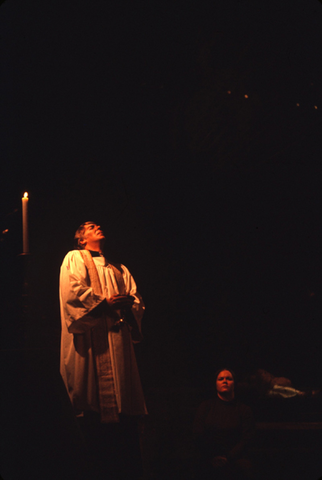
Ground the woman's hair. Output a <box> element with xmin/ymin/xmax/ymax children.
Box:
<box><xmin>74</xmin><ymin>221</ymin><xmax>96</xmax><ymax>249</ymax></box>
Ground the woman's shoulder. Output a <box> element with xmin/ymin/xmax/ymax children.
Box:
<box><xmin>197</xmin><ymin>397</ymin><xmax>218</xmax><ymax>412</ymax></box>
<box><xmin>234</xmin><ymin>399</ymin><xmax>254</xmax><ymax>420</ymax></box>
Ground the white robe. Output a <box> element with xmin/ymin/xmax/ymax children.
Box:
<box><xmin>59</xmin><ymin>250</ymin><xmax>147</xmax><ymax>417</ymax></box>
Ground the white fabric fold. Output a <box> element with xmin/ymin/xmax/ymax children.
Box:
<box><xmin>60</xmin><ymin>250</ymin><xmax>147</xmax><ymax>419</ymax></box>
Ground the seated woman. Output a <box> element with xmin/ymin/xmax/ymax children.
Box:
<box><xmin>193</xmin><ymin>369</ymin><xmax>255</xmax><ymax>479</ymax></box>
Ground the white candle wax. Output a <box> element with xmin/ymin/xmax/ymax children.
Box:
<box><xmin>22</xmin><ymin>192</ymin><xmax>29</xmax><ymax>253</ymax></box>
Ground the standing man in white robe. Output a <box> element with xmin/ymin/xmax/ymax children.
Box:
<box><xmin>60</xmin><ymin>221</ymin><xmax>147</xmax><ymax>479</ymax></box>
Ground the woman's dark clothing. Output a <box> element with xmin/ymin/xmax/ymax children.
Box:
<box><xmin>193</xmin><ymin>397</ymin><xmax>255</xmax><ymax>479</ymax></box>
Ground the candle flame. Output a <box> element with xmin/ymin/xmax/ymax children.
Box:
<box><xmin>23</xmin><ymin>192</ymin><xmax>28</xmax><ymax>199</ymax></box>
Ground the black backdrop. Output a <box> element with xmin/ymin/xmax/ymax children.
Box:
<box><xmin>1</xmin><ymin>0</ymin><xmax>322</xmax><ymax>391</ymax></box>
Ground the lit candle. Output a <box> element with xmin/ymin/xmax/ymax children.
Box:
<box><xmin>22</xmin><ymin>192</ymin><xmax>29</xmax><ymax>253</ymax></box>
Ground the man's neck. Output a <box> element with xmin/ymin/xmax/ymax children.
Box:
<box><xmin>85</xmin><ymin>244</ymin><xmax>102</xmax><ymax>253</ymax></box>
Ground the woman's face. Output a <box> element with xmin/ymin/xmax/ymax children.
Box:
<box><xmin>216</xmin><ymin>370</ymin><xmax>235</xmax><ymax>396</ymax></box>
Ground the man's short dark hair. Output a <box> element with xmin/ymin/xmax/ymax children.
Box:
<box><xmin>74</xmin><ymin>221</ymin><xmax>96</xmax><ymax>249</ymax></box>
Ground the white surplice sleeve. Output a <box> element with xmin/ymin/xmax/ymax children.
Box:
<box><xmin>60</xmin><ymin>250</ymin><xmax>106</xmax><ymax>334</ymax></box>
<box><xmin>119</xmin><ymin>264</ymin><xmax>145</xmax><ymax>342</ymax></box>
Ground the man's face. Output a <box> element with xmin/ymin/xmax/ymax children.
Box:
<box><xmin>81</xmin><ymin>223</ymin><xmax>105</xmax><ymax>248</ymax></box>
<box><xmin>216</xmin><ymin>370</ymin><xmax>235</xmax><ymax>395</ymax></box>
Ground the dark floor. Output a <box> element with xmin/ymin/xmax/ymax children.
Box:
<box><xmin>140</xmin><ymin>388</ymin><xmax>322</xmax><ymax>480</ymax></box>
<box><xmin>1</xmin><ymin>348</ymin><xmax>322</xmax><ymax>480</ymax></box>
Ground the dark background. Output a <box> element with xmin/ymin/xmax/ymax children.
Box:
<box><xmin>1</xmin><ymin>0</ymin><xmax>322</xmax><ymax>393</ymax></box>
